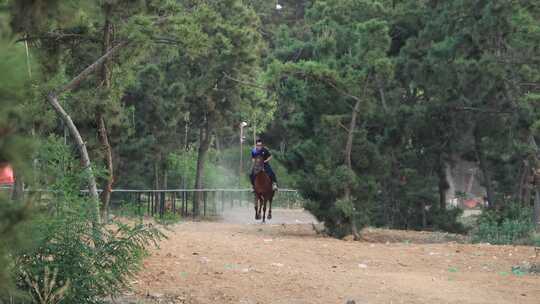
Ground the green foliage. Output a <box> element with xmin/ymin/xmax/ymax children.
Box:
<box><xmin>0</xmin><ymin>39</ymin><xmax>34</xmax><ymax>167</ymax></box>
<box><xmin>0</xmin><ymin>31</ymin><xmax>35</xmax><ymax>294</ymax></box>
<box><xmin>0</xmin><ymin>201</ymin><xmax>31</xmax><ymax>295</ymax></box>
<box><xmin>7</xmin><ymin>137</ymin><xmax>164</xmax><ymax>303</ymax></box>
<box><xmin>261</xmin><ymin>0</ymin><xmax>540</xmax><ymax>238</ymax></box>
<box><xmin>111</xmin><ymin>200</ymin><xmax>145</xmax><ymax>218</ymax></box>
<box><xmin>15</xmin><ymin>202</ymin><xmax>163</xmax><ymax>303</ymax></box>
<box><xmin>155</xmin><ymin>211</ymin><xmax>182</xmax><ymax>226</ymax></box>
<box><xmin>118</xmin><ymin>0</ymin><xmax>269</xmax><ymax>191</ymax></box>
<box><xmin>429</xmin><ymin>205</ymin><xmax>466</xmax><ymax>234</ymax></box>
<box><xmin>531</xmin><ymin>233</ymin><xmax>540</xmax><ymax>247</ymax></box>
<box><xmin>168</xmin><ymin>148</ymin><xmax>240</xmax><ymax>189</ymax></box>
<box><xmin>264</xmin><ymin>0</ymin><xmax>399</xmax><ymax>236</ymax></box>
<box><xmin>472</xmin><ymin>203</ymin><xmax>535</xmax><ymax>245</ymax></box>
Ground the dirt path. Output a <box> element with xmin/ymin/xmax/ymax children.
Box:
<box><xmin>126</xmin><ymin>209</ymin><xmax>540</xmax><ymax>304</ymax></box>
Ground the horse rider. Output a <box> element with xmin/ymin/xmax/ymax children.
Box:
<box><xmin>250</xmin><ymin>138</ymin><xmax>278</xmax><ymax>191</ymax></box>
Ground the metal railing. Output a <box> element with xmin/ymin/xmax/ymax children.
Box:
<box><xmin>108</xmin><ymin>188</ymin><xmax>302</xmax><ymax>218</ymax></box>
<box><xmin>1</xmin><ymin>186</ymin><xmax>304</xmax><ymax>218</ymax></box>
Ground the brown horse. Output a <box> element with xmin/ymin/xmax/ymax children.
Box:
<box><xmin>252</xmin><ymin>156</ymin><xmax>274</xmax><ymax>222</ymax></box>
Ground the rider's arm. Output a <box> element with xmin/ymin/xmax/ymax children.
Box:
<box><xmin>264</xmin><ymin>155</ymin><xmax>272</xmax><ymax>163</ymax></box>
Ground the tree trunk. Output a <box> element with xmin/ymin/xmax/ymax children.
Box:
<box><xmin>10</xmin><ymin>168</ymin><xmax>24</xmax><ymax>201</ymax></box>
<box><xmin>531</xmin><ymin>135</ymin><xmax>540</xmax><ymax>230</ymax></box>
<box><xmin>97</xmin><ymin>114</ymin><xmax>114</xmax><ymax>222</ymax></box>
<box><xmin>474</xmin><ymin>125</ymin><xmax>496</xmax><ymax>209</ymax></box>
<box><xmin>344</xmin><ymin>99</ymin><xmax>361</xmax><ymax>172</ymax></box>
<box><xmin>437</xmin><ymin>155</ymin><xmax>449</xmax><ymax>210</ymax></box>
<box><xmin>97</xmin><ymin>2</ymin><xmax>115</xmax><ymax>223</ymax></box>
<box><xmin>194</xmin><ymin>121</ymin><xmax>211</xmax><ymax>217</ymax></box>
<box><xmin>376</xmin><ymin>75</ymin><xmax>388</xmax><ymax>112</ymax></box>
<box><xmin>344</xmin><ymin>98</ymin><xmax>362</xmax><ymax>240</ymax></box>
<box><xmin>47</xmin><ymin>93</ymin><xmax>100</xmax><ymax>221</ymax></box>
<box><xmin>163</xmin><ymin>166</ymin><xmax>168</xmax><ymax>190</ymax></box>
<box><xmin>162</xmin><ymin>168</ymin><xmax>168</xmax><ymax>215</ymax></box>
<box><xmin>515</xmin><ymin>160</ymin><xmax>533</xmax><ymax>206</ymax></box>
<box><xmin>534</xmin><ymin>188</ymin><xmax>540</xmax><ymax>231</ymax></box>
<box><xmin>421</xmin><ymin>201</ymin><xmax>427</xmax><ymax>228</ymax></box>
<box><xmin>295</xmin><ymin>0</ymin><xmax>306</xmax><ymax>20</ymax></box>
<box><xmin>214</xmin><ymin>132</ymin><xmax>221</xmax><ymax>154</ymax></box>
<box><xmin>154</xmin><ymin>160</ymin><xmax>160</xmax><ymax>214</ymax></box>
<box><xmin>184</xmin><ymin>116</ymin><xmax>190</xmax><ymax>150</ymax></box>
<box><xmin>100</xmin><ymin>2</ymin><xmax>113</xmax><ymax>88</ymax></box>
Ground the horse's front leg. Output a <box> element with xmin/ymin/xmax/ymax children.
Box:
<box><xmin>254</xmin><ymin>196</ymin><xmax>260</xmax><ymax>220</ymax></box>
<box><xmin>267</xmin><ymin>198</ymin><xmax>273</xmax><ymax>220</ymax></box>
<box><xmin>262</xmin><ymin>200</ymin><xmax>267</xmax><ymax>223</ymax></box>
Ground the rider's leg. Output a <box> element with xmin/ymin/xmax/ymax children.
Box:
<box><xmin>264</xmin><ymin>163</ymin><xmax>278</xmax><ymax>189</ymax></box>
<box><xmin>249</xmin><ymin>171</ymin><xmax>255</xmax><ymax>187</ymax></box>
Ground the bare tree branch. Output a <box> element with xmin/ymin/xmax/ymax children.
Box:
<box><xmin>451</xmin><ymin>106</ymin><xmax>513</xmax><ymax>114</ymax></box>
<box><xmin>223</xmin><ymin>72</ymin><xmax>268</xmax><ymax>91</ymax></box>
<box><xmin>16</xmin><ymin>33</ymin><xmax>98</xmax><ymax>44</ymax></box>
<box><xmin>57</xmin><ymin>41</ymin><xmax>128</xmax><ymax>94</ymax></box>
<box><xmin>279</xmin><ymin>70</ymin><xmax>360</xmax><ymax>109</ymax></box>
<box><xmin>151</xmin><ymin>36</ymin><xmax>184</xmax><ymax>44</ymax></box>
<box><xmin>338</xmin><ymin>121</ymin><xmax>350</xmax><ymax>132</ymax></box>
<box><xmin>46</xmin><ymin>94</ymin><xmax>100</xmax><ymax>210</ymax></box>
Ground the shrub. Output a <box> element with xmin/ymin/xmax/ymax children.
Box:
<box><xmin>429</xmin><ymin>205</ymin><xmax>467</xmax><ymax>234</ymax></box>
<box><xmin>8</xmin><ymin>136</ymin><xmax>165</xmax><ymax>303</ymax></box>
<box><xmin>14</xmin><ymin>198</ymin><xmax>164</xmax><ymax>303</ymax></box>
<box><xmin>472</xmin><ymin>202</ymin><xmax>534</xmax><ymax>245</ymax></box>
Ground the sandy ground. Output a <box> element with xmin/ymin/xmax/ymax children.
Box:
<box><xmin>120</xmin><ymin>208</ymin><xmax>540</xmax><ymax>304</ymax></box>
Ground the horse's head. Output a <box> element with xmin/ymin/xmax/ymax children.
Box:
<box><xmin>253</xmin><ymin>156</ymin><xmax>265</xmax><ymax>175</ymax></box>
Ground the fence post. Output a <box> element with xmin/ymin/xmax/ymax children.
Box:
<box><xmin>213</xmin><ymin>191</ymin><xmax>217</xmax><ymax>215</ymax></box>
<box><xmin>150</xmin><ymin>192</ymin><xmax>154</xmax><ymax>216</ymax></box>
<box><xmin>181</xmin><ymin>190</ymin><xmax>185</xmax><ymax>216</ymax></box>
<box><xmin>161</xmin><ymin>191</ymin><xmax>166</xmax><ymax>218</ymax></box>
<box><xmin>137</xmin><ymin>192</ymin><xmax>142</xmax><ymax>217</ymax></box>
<box><xmin>172</xmin><ymin>191</ymin><xmax>176</xmax><ymax>214</ymax></box>
<box><xmin>220</xmin><ymin>190</ymin><xmax>224</xmax><ymax>212</ymax></box>
<box><xmin>184</xmin><ymin>190</ymin><xmax>188</xmax><ymax>216</ymax></box>
<box><xmin>203</xmin><ymin>190</ymin><xmax>207</xmax><ymax>217</ymax></box>
<box><xmin>146</xmin><ymin>192</ymin><xmax>150</xmax><ymax>216</ymax></box>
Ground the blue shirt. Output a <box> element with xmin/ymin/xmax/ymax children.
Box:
<box><xmin>251</xmin><ymin>147</ymin><xmax>271</xmax><ymax>161</ymax></box>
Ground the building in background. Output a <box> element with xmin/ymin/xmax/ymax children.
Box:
<box><xmin>446</xmin><ymin>159</ymin><xmax>486</xmax><ymax>209</ymax></box>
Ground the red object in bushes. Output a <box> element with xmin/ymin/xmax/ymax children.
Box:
<box><xmin>0</xmin><ymin>163</ymin><xmax>15</xmax><ymax>185</ymax></box>
<box><xmin>464</xmin><ymin>198</ymin><xmax>479</xmax><ymax>209</ymax></box>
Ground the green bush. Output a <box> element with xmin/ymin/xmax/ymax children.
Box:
<box><xmin>112</xmin><ymin>200</ymin><xmax>145</xmax><ymax>218</ymax></box>
<box><xmin>429</xmin><ymin>205</ymin><xmax>467</xmax><ymax>234</ymax></box>
<box><xmin>531</xmin><ymin>233</ymin><xmax>540</xmax><ymax>247</ymax></box>
<box><xmin>7</xmin><ymin>136</ymin><xmax>165</xmax><ymax>303</ymax></box>
<box><xmin>155</xmin><ymin>211</ymin><xmax>183</xmax><ymax>225</ymax></box>
<box><xmin>472</xmin><ymin>203</ymin><xmax>535</xmax><ymax>245</ymax></box>
<box><xmin>14</xmin><ymin>197</ymin><xmax>164</xmax><ymax>303</ymax></box>
<box><xmin>0</xmin><ymin>200</ymin><xmax>31</xmax><ymax>296</ymax></box>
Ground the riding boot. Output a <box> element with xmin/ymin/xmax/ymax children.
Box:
<box><xmin>269</xmin><ymin>175</ymin><xmax>278</xmax><ymax>191</ymax></box>
<box><xmin>270</xmin><ymin>174</ymin><xmax>278</xmax><ymax>191</ymax></box>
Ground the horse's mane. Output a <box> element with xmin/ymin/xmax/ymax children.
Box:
<box><xmin>252</xmin><ymin>156</ymin><xmax>265</xmax><ymax>175</ymax></box>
